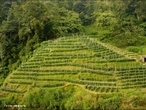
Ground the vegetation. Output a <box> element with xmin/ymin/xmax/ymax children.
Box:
<box><xmin>0</xmin><ymin>36</ymin><xmax>146</xmax><ymax>109</ymax></box>
<box><xmin>0</xmin><ymin>0</ymin><xmax>146</xmax><ymax>78</ymax></box>
<box><xmin>0</xmin><ymin>0</ymin><xmax>146</xmax><ymax>109</ymax></box>
<box><xmin>0</xmin><ymin>0</ymin><xmax>83</xmax><ymax>77</ymax></box>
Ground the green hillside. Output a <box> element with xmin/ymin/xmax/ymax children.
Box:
<box><xmin>0</xmin><ymin>35</ymin><xmax>146</xmax><ymax>109</ymax></box>
<box><xmin>1</xmin><ymin>0</ymin><xmax>146</xmax><ymax>109</ymax></box>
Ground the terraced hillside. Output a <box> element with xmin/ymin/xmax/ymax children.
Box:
<box><xmin>0</xmin><ymin>35</ymin><xmax>146</xmax><ymax>107</ymax></box>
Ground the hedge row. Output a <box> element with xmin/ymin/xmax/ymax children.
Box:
<box><xmin>16</xmin><ymin>68</ymin><xmax>113</xmax><ymax>76</ymax></box>
<box><xmin>9</xmin><ymin>81</ymin><xmax>33</xmax><ymax>85</ymax></box>
<box><xmin>36</xmin><ymin>83</ymin><xmax>64</xmax><ymax>88</ymax></box>
<box><xmin>47</xmin><ymin>45</ymin><xmax>85</xmax><ymax>48</ymax></box>
<box><xmin>35</xmin><ymin>78</ymin><xmax>117</xmax><ymax>86</ymax></box>
<box><xmin>118</xmin><ymin>75</ymin><xmax>146</xmax><ymax>80</ymax></box>
<box><xmin>85</xmin><ymin>85</ymin><xmax>119</xmax><ymax>93</ymax></box>
<box><xmin>13</xmin><ymin>72</ymin><xmax>77</xmax><ymax>76</ymax></box>
<box><xmin>1</xmin><ymin>88</ymin><xmax>22</xmax><ymax>93</ymax></box>
<box><xmin>79</xmin><ymin>77</ymin><xmax>116</xmax><ymax>82</ymax></box>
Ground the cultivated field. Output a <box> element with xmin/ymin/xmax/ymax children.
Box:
<box><xmin>0</xmin><ymin>35</ymin><xmax>146</xmax><ymax>100</ymax></box>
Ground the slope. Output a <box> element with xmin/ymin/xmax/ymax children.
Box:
<box><xmin>0</xmin><ymin>35</ymin><xmax>146</xmax><ymax>109</ymax></box>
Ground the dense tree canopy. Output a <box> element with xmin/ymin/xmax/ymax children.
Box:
<box><xmin>93</xmin><ymin>0</ymin><xmax>146</xmax><ymax>47</ymax></box>
<box><xmin>0</xmin><ymin>0</ymin><xmax>83</xmax><ymax>76</ymax></box>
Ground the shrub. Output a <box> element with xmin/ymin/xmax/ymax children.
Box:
<box><xmin>126</xmin><ymin>46</ymin><xmax>142</xmax><ymax>54</ymax></box>
<box><xmin>99</xmin><ymin>95</ymin><xmax>122</xmax><ymax>110</ymax></box>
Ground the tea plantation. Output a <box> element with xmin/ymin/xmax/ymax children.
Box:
<box><xmin>0</xmin><ymin>35</ymin><xmax>146</xmax><ymax>110</ymax></box>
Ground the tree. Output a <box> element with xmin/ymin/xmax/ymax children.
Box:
<box><xmin>0</xmin><ymin>0</ymin><xmax>83</xmax><ymax>76</ymax></box>
<box><xmin>73</xmin><ymin>0</ymin><xmax>96</xmax><ymax>25</ymax></box>
<box><xmin>0</xmin><ymin>1</ymin><xmax>52</xmax><ymax>73</ymax></box>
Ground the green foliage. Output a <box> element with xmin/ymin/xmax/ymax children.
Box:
<box><xmin>74</xmin><ymin>0</ymin><xmax>96</xmax><ymax>25</ymax></box>
<box><xmin>99</xmin><ymin>94</ymin><xmax>122</xmax><ymax>110</ymax></box>
<box><xmin>88</xmin><ymin>0</ymin><xmax>146</xmax><ymax>48</ymax></box>
<box><xmin>54</xmin><ymin>8</ymin><xmax>83</xmax><ymax>36</ymax></box>
<box><xmin>0</xmin><ymin>4</ymin><xmax>9</xmax><ymax>23</ymax></box>
<box><xmin>2</xmin><ymin>0</ymin><xmax>146</xmax><ymax>79</ymax></box>
<box><xmin>0</xmin><ymin>0</ymin><xmax>83</xmax><ymax>77</ymax></box>
<box><xmin>23</xmin><ymin>86</ymin><xmax>75</xmax><ymax>109</ymax></box>
<box><xmin>65</xmin><ymin>91</ymin><xmax>99</xmax><ymax>110</ymax></box>
<box><xmin>3</xmin><ymin>95</ymin><xmax>18</xmax><ymax>106</ymax></box>
<box><xmin>127</xmin><ymin>46</ymin><xmax>142</xmax><ymax>54</ymax></box>
<box><xmin>1</xmin><ymin>0</ymin><xmax>146</xmax><ymax>109</ymax></box>
<box><xmin>0</xmin><ymin>1</ymin><xmax>51</xmax><ymax>70</ymax></box>
<box><xmin>0</xmin><ymin>35</ymin><xmax>146</xmax><ymax>109</ymax></box>
<box><xmin>22</xmin><ymin>85</ymin><xmax>99</xmax><ymax>110</ymax></box>
<box><xmin>133</xmin><ymin>96</ymin><xmax>146</xmax><ymax>107</ymax></box>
